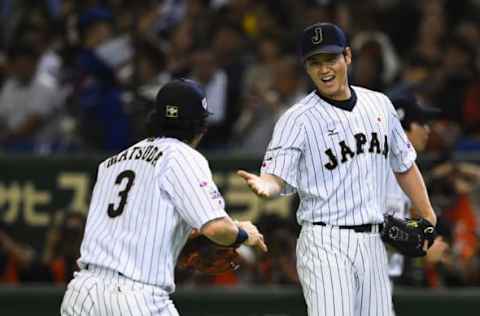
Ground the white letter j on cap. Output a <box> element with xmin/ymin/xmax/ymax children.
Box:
<box><xmin>312</xmin><ymin>27</ymin><xmax>323</xmax><ymax>44</ymax></box>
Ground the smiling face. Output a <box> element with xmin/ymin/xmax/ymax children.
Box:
<box><xmin>305</xmin><ymin>48</ymin><xmax>352</xmax><ymax>100</ymax></box>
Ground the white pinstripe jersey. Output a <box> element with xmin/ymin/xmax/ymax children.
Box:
<box><xmin>261</xmin><ymin>86</ymin><xmax>416</xmax><ymax>226</ymax></box>
<box><xmin>385</xmin><ymin>169</ymin><xmax>412</xmax><ymax>277</ymax></box>
<box><xmin>385</xmin><ymin>169</ymin><xmax>411</xmax><ymax>219</ymax></box>
<box><xmin>79</xmin><ymin>137</ymin><xmax>227</xmax><ymax>293</ymax></box>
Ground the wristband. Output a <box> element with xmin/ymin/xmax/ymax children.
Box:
<box><xmin>230</xmin><ymin>227</ymin><xmax>249</xmax><ymax>248</ymax></box>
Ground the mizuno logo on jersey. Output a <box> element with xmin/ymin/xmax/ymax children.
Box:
<box><xmin>327</xmin><ymin>129</ymin><xmax>338</xmax><ymax>136</ymax></box>
<box><xmin>323</xmin><ymin>132</ymin><xmax>389</xmax><ymax>170</ymax></box>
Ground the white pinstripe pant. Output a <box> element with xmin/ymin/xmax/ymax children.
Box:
<box><xmin>61</xmin><ymin>265</ymin><xmax>179</xmax><ymax>316</ymax></box>
<box><xmin>297</xmin><ymin>224</ymin><xmax>393</xmax><ymax>316</ymax></box>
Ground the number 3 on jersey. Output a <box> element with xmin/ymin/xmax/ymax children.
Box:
<box><xmin>108</xmin><ymin>170</ymin><xmax>136</xmax><ymax>218</ymax></box>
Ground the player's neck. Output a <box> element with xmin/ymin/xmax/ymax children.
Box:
<box><xmin>315</xmin><ymin>85</ymin><xmax>357</xmax><ymax>112</ymax></box>
<box><xmin>331</xmin><ymin>84</ymin><xmax>351</xmax><ymax>101</ymax></box>
<box><xmin>189</xmin><ymin>134</ymin><xmax>204</xmax><ymax>148</ymax></box>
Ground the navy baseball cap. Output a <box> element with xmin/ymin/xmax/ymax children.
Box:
<box><xmin>78</xmin><ymin>8</ymin><xmax>113</xmax><ymax>30</ymax></box>
<box><xmin>155</xmin><ymin>78</ymin><xmax>210</xmax><ymax>121</ymax></box>
<box><xmin>300</xmin><ymin>22</ymin><xmax>348</xmax><ymax>61</ymax></box>
<box><xmin>390</xmin><ymin>91</ymin><xmax>440</xmax><ymax>127</ymax></box>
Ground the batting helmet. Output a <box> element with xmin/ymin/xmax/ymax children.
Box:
<box><xmin>146</xmin><ymin>78</ymin><xmax>210</xmax><ymax>140</ymax></box>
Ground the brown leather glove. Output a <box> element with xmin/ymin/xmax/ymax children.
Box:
<box><xmin>177</xmin><ymin>235</ymin><xmax>240</xmax><ymax>275</ymax></box>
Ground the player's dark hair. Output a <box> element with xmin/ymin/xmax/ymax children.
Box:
<box><xmin>400</xmin><ymin>119</ymin><xmax>411</xmax><ymax>131</ymax></box>
<box><xmin>145</xmin><ymin>110</ymin><xmax>208</xmax><ymax>142</ymax></box>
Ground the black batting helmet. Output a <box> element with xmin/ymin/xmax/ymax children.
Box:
<box><xmin>146</xmin><ymin>78</ymin><xmax>210</xmax><ymax>140</ymax></box>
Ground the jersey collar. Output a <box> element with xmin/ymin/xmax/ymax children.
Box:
<box><xmin>315</xmin><ymin>86</ymin><xmax>357</xmax><ymax>111</ymax></box>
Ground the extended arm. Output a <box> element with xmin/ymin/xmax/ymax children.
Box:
<box><xmin>200</xmin><ymin>216</ymin><xmax>267</xmax><ymax>252</ymax></box>
<box><xmin>395</xmin><ymin>163</ymin><xmax>437</xmax><ymax>226</ymax></box>
<box><xmin>237</xmin><ymin>170</ymin><xmax>285</xmax><ymax>198</ymax></box>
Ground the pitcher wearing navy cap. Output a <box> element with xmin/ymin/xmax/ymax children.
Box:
<box><xmin>238</xmin><ymin>22</ymin><xmax>437</xmax><ymax>316</ymax></box>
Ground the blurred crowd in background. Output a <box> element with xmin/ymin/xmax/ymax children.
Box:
<box><xmin>1</xmin><ymin>0</ymin><xmax>480</xmax><ymax>289</ymax></box>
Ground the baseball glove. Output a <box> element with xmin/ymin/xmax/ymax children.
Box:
<box><xmin>177</xmin><ymin>235</ymin><xmax>240</xmax><ymax>275</ymax></box>
<box><xmin>381</xmin><ymin>215</ymin><xmax>437</xmax><ymax>257</ymax></box>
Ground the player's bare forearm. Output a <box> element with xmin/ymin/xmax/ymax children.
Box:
<box><xmin>200</xmin><ymin>217</ymin><xmax>239</xmax><ymax>246</ymax></box>
<box><xmin>395</xmin><ymin>163</ymin><xmax>437</xmax><ymax>226</ymax></box>
<box><xmin>200</xmin><ymin>217</ymin><xmax>267</xmax><ymax>251</ymax></box>
<box><xmin>237</xmin><ymin>170</ymin><xmax>284</xmax><ymax>198</ymax></box>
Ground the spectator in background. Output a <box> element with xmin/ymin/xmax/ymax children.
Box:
<box><xmin>22</xmin><ymin>13</ymin><xmax>63</xmax><ymax>87</ymax></box>
<box><xmin>453</xmin><ymin>18</ymin><xmax>480</xmax><ymax>147</ymax></box>
<box><xmin>386</xmin><ymin>55</ymin><xmax>463</xmax><ymax>156</ymax></box>
<box><xmin>455</xmin><ymin>17</ymin><xmax>480</xmax><ymax>61</ymax></box>
<box><xmin>184</xmin><ymin>0</ymin><xmax>216</xmax><ymax>44</ymax></box>
<box><xmin>387</xmin><ymin>55</ymin><xmax>437</xmax><ymax>101</ymax></box>
<box><xmin>256</xmin><ymin>228</ymin><xmax>298</xmax><ymax>285</ymax></box>
<box><xmin>128</xmin><ymin>41</ymin><xmax>171</xmax><ymax>139</ymax></box>
<box><xmin>135</xmin><ymin>41</ymin><xmax>171</xmax><ymax>101</ymax></box>
<box><xmin>253</xmin><ymin>214</ymin><xmax>298</xmax><ymax>285</ymax></box>
<box><xmin>234</xmin><ymin>55</ymin><xmax>306</xmax><ymax>154</ymax></box>
<box><xmin>0</xmin><ymin>220</ymin><xmax>52</xmax><ymax>284</ymax></box>
<box><xmin>42</xmin><ymin>211</ymin><xmax>85</xmax><ymax>285</ymax></box>
<box><xmin>423</xmin><ymin>217</ymin><xmax>452</xmax><ymax>288</ymax></box>
<box><xmin>0</xmin><ymin>223</ymin><xmax>36</xmax><ymax>284</ymax></box>
<box><xmin>350</xmin><ymin>31</ymin><xmax>400</xmax><ymax>89</ymax></box>
<box><xmin>206</xmin><ymin>22</ymin><xmax>248</xmax><ymax>147</ymax></box>
<box><xmin>462</xmin><ymin>77</ymin><xmax>480</xmax><ymax>143</ymax></box>
<box><xmin>72</xmin><ymin>8</ymin><xmax>130</xmax><ymax>152</ymax></box>
<box><xmin>350</xmin><ymin>39</ymin><xmax>386</xmax><ymax>91</ymax></box>
<box><xmin>430</xmin><ymin>37</ymin><xmax>478</xmax><ymax>152</ymax></box>
<box><xmin>166</xmin><ymin>20</ymin><xmax>195</xmax><ymax>77</ymax></box>
<box><xmin>427</xmin><ymin>161</ymin><xmax>480</xmax><ymax>286</ymax></box>
<box><xmin>242</xmin><ymin>35</ymin><xmax>283</xmax><ymax>101</ymax></box>
<box><xmin>413</xmin><ymin>0</ymin><xmax>446</xmax><ymax>65</ymax></box>
<box><xmin>191</xmin><ymin>47</ymin><xmax>229</xmax><ymax>149</ymax></box>
<box><xmin>0</xmin><ymin>43</ymin><xmax>64</xmax><ymax>153</ymax></box>
<box><xmin>154</xmin><ymin>0</ymin><xmax>188</xmax><ymax>34</ymax></box>
<box><xmin>432</xmin><ymin>37</ymin><xmax>477</xmax><ymax>127</ymax></box>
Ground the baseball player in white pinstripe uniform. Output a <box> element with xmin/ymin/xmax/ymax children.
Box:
<box><xmin>238</xmin><ymin>23</ymin><xmax>437</xmax><ymax>316</ymax></box>
<box><xmin>61</xmin><ymin>78</ymin><xmax>267</xmax><ymax>316</ymax></box>
<box><xmin>385</xmin><ymin>91</ymin><xmax>440</xmax><ymax>278</ymax></box>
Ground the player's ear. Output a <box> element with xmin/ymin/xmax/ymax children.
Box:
<box><xmin>343</xmin><ymin>47</ymin><xmax>352</xmax><ymax>65</ymax></box>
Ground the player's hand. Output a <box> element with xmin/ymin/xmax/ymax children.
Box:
<box><xmin>237</xmin><ymin>170</ymin><xmax>272</xmax><ymax>198</ymax></box>
<box><xmin>236</xmin><ymin>221</ymin><xmax>268</xmax><ymax>252</ymax></box>
<box><xmin>189</xmin><ymin>228</ymin><xmax>201</xmax><ymax>239</ymax></box>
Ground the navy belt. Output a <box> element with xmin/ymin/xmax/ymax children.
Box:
<box><xmin>313</xmin><ymin>222</ymin><xmax>383</xmax><ymax>233</ymax></box>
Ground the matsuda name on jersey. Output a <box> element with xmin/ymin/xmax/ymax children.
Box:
<box><xmin>106</xmin><ymin>143</ymin><xmax>163</xmax><ymax>168</ymax></box>
<box><xmin>324</xmin><ymin>132</ymin><xmax>388</xmax><ymax>170</ymax></box>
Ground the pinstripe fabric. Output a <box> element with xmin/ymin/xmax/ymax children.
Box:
<box><xmin>261</xmin><ymin>86</ymin><xmax>416</xmax><ymax>226</ymax></box>
<box><xmin>262</xmin><ymin>86</ymin><xmax>412</xmax><ymax>315</ymax></box>
<box><xmin>63</xmin><ymin>137</ymin><xmax>229</xmax><ymax>315</ymax></box>
<box><xmin>61</xmin><ymin>267</ymin><xmax>178</xmax><ymax>316</ymax></box>
<box><xmin>385</xmin><ymin>170</ymin><xmax>411</xmax><ymax>219</ymax></box>
<box><xmin>297</xmin><ymin>224</ymin><xmax>393</xmax><ymax>316</ymax></box>
<box><xmin>384</xmin><ymin>169</ymin><xmax>411</xmax><ymax>277</ymax></box>
<box><xmin>79</xmin><ymin>137</ymin><xmax>227</xmax><ymax>291</ymax></box>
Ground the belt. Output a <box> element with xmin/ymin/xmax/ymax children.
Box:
<box><xmin>85</xmin><ymin>264</ymin><xmax>126</xmax><ymax>277</ymax></box>
<box><xmin>312</xmin><ymin>222</ymin><xmax>383</xmax><ymax>233</ymax></box>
